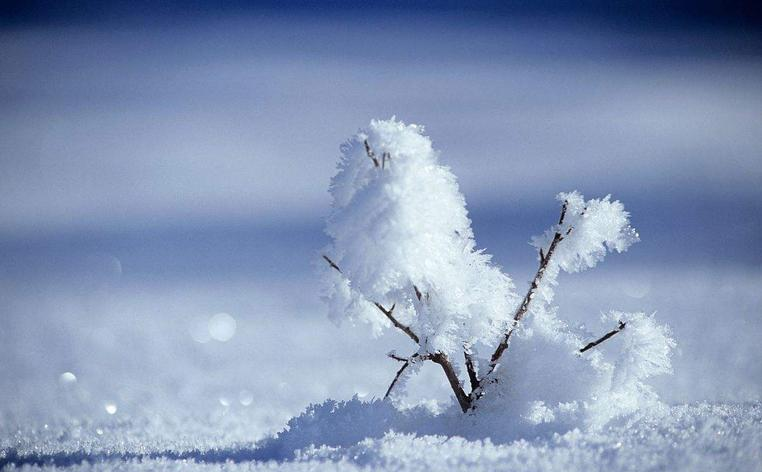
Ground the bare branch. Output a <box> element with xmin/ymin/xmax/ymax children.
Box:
<box><xmin>388</xmin><ymin>352</ymin><xmax>429</xmax><ymax>362</ymax></box>
<box><xmin>558</xmin><ymin>200</ymin><xmax>568</xmax><ymax>225</ymax></box>
<box><xmin>430</xmin><ymin>352</ymin><xmax>471</xmax><ymax>412</ymax></box>
<box><xmin>364</xmin><ymin>140</ymin><xmax>380</xmax><ymax>167</ymax></box>
<box><xmin>579</xmin><ymin>321</ymin><xmax>626</xmax><ymax>353</ymax></box>
<box><xmin>384</xmin><ymin>361</ymin><xmax>410</xmax><ymax>399</ymax></box>
<box><xmin>464</xmin><ymin>346</ymin><xmax>479</xmax><ymax>392</ymax></box>
<box><xmin>322</xmin><ymin>250</ymin><xmax>472</xmax><ymax>412</ymax></box>
<box><xmin>373</xmin><ymin>302</ymin><xmax>420</xmax><ymax>344</ymax></box>
<box><xmin>387</xmin><ymin>352</ymin><xmax>408</xmax><ymax>362</ymax></box>
<box><xmin>487</xmin><ymin>200</ymin><xmax>571</xmax><ymax>373</ymax></box>
<box><xmin>382</xmin><ymin>151</ymin><xmax>391</xmax><ymax>169</ymax></box>
<box><xmin>384</xmin><ymin>352</ymin><xmax>430</xmax><ymax>399</ymax></box>
<box><xmin>321</xmin><ymin>255</ymin><xmax>418</xmax><ymax>344</ymax></box>
<box><xmin>322</xmin><ymin>255</ymin><xmax>342</xmax><ymax>273</ymax></box>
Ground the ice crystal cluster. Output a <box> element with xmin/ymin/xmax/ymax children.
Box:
<box><xmin>321</xmin><ymin>118</ymin><xmax>674</xmax><ymax>428</ymax></box>
<box><xmin>324</xmin><ymin>118</ymin><xmax>517</xmax><ymax>354</ymax></box>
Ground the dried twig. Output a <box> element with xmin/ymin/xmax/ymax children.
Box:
<box><xmin>322</xmin><ymin>255</ymin><xmax>342</xmax><ymax>273</ymax></box>
<box><xmin>323</xmin><ymin>246</ymin><xmax>469</xmax><ymax>411</ymax></box>
<box><xmin>364</xmin><ymin>140</ymin><xmax>380</xmax><ymax>167</ymax></box>
<box><xmin>373</xmin><ymin>302</ymin><xmax>419</xmax><ymax>344</ymax></box>
<box><xmin>388</xmin><ymin>352</ymin><xmax>429</xmax><ymax>363</ymax></box>
<box><xmin>387</xmin><ymin>352</ymin><xmax>409</xmax><ymax>362</ymax></box>
<box><xmin>430</xmin><ymin>352</ymin><xmax>471</xmax><ymax>412</ymax></box>
<box><xmin>579</xmin><ymin>321</ymin><xmax>626</xmax><ymax>353</ymax></box>
<box><xmin>387</xmin><ymin>347</ymin><xmax>470</xmax><ymax>411</ymax></box>
<box><xmin>464</xmin><ymin>347</ymin><xmax>480</xmax><ymax>392</ymax></box>
<box><xmin>384</xmin><ymin>353</ymin><xmax>431</xmax><ymax>398</ymax></box>
<box><xmin>487</xmin><ymin>201</ymin><xmax>571</xmax><ymax>372</ymax></box>
<box><xmin>321</xmin><ymin>255</ymin><xmax>420</xmax><ymax>344</ymax></box>
<box><xmin>413</xmin><ymin>285</ymin><xmax>423</xmax><ymax>301</ymax></box>
<box><xmin>384</xmin><ymin>361</ymin><xmax>410</xmax><ymax>399</ymax></box>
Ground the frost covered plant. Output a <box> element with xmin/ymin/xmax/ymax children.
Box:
<box><xmin>320</xmin><ymin>118</ymin><xmax>673</xmax><ymax>422</ymax></box>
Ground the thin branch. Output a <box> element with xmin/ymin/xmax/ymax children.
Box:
<box><xmin>387</xmin><ymin>352</ymin><xmax>408</xmax><ymax>362</ymax></box>
<box><xmin>384</xmin><ymin>361</ymin><xmax>410</xmax><ymax>399</ymax></box>
<box><xmin>322</xmin><ymin>252</ymin><xmax>472</xmax><ymax>412</ymax></box>
<box><xmin>579</xmin><ymin>321</ymin><xmax>626</xmax><ymax>353</ymax></box>
<box><xmin>464</xmin><ymin>346</ymin><xmax>479</xmax><ymax>392</ymax></box>
<box><xmin>373</xmin><ymin>302</ymin><xmax>420</xmax><ymax>344</ymax></box>
<box><xmin>487</xmin><ymin>201</ymin><xmax>572</xmax><ymax>373</ymax></box>
<box><xmin>322</xmin><ymin>255</ymin><xmax>419</xmax><ymax>344</ymax></box>
<box><xmin>382</xmin><ymin>151</ymin><xmax>391</xmax><ymax>169</ymax></box>
<box><xmin>384</xmin><ymin>352</ymin><xmax>430</xmax><ymax>399</ymax></box>
<box><xmin>431</xmin><ymin>352</ymin><xmax>471</xmax><ymax>412</ymax></box>
<box><xmin>388</xmin><ymin>352</ymin><xmax>429</xmax><ymax>363</ymax></box>
<box><xmin>322</xmin><ymin>255</ymin><xmax>342</xmax><ymax>273</ymax></box>
<box><xmin>413</xmin><ymin>285</ymin><xmax>422</xmax><ymax>301</ymax></box>
<box><xmin>364</xmin><ymin>140</ymin><xmax>380</xmax><ymax>167</ymax></box>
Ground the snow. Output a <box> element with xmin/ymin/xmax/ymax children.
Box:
<box><xmin>1</xmin><ymin>267</ymin><xmax>759</xmax><ymax>470</ymax></box>
<box><xmin>323</xmin><ymin>118</ymin><xmax>517</xmax><ymax>355</ymax></box>
<box><xmin>2</xmin><ymin>402</ymin><xmax>760</xmax><ymax>470</ymax></box>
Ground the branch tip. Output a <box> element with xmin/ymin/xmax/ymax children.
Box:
<box><xmin>364</xmin><ymin>139</ymin><xmax>380</xmax><ymax>167</ymax></box>
<box><xmin>579</xmin><ymin>321</ymin><xmax>627</xmax><ymax>353</ymax></box>
<box><xmin>322</xmin><ymin>255</ymin><xmax>342</xmax><ymax>273</ymax></box>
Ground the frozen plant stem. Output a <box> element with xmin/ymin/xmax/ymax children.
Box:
<box><xmin>373</xmin><ymin>302</ymin><xmax>419</xmax><ymax>344</ymax></box>
<box><xmin>580</xmin><ymin>321</ymin><xmax>627</xmax><ymax>353</ymax></box>
<box><xmin>464</xmin><ymin>346</ymin><xmax>479</xmax><ymax>392</ymax></box>
<box><xmin>485</xmin><ymin>201</ymin><xmax>571</xmax><ymax>377</ymax></box>
<box><xmin>364</xmin><ymin>140</ymin><xmax>380</xmax><ymax>168</ymax></box>
<box><xmin>384</xmin><ymin>361</ymin><xmax>411</xmax><ymax>399</ymax></box>
<box><xmin>321</xmin><ymin>254</ymin><xmax>471</xmax><ymax>412</ymax></box>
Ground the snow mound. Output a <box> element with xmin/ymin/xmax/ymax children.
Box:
<box><xmin>298</xmin><ymin>403</ymin><xmax>761</xmax><ymax>471</ymax></box>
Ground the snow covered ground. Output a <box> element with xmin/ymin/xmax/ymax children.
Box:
<box><xmin>2</xmin><ymin>258</ymin><xmax>760</xmax><ymax>470</ymax></box>
<box><xmin>2</xmin><ymin>402</ymin><xmax>761</xmax><ymax>470</ymax></box>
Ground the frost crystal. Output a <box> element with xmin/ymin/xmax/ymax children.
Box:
<box><xmin>531</xmin><ymin>191</ymin><xmax>639</xmax><ymax>274</ymax></box>
<box><xmin>322</xmin><ymin>117</ymin><xmax>517</xmax><ymax>355</ymax></box>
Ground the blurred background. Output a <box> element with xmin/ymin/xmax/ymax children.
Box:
<box><xmin>1</xmin><ymin>1</ymin><xmax>761</xmax><ymax>439</ymax></box>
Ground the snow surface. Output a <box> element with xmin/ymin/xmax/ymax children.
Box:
<box><xmin>1</xmin><ymin>266</ymin><xmax>760</xmax><ymax>470</ymax></box>
<box><xmin>3</xmin><ymin>120</ymin><xmax>760</xmax><ymax>470</ymax></box>
<box><xmin>2</xmin><ymin>402</ymin><xmax>760</xmax><ymax>470</ymax></box>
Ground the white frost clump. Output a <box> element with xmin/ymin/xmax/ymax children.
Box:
<box><xmin>531</xmin><ymin>191</ymin><xmax>639</xmax><ymax>274</ymax></box>
<box><xmin>480</xmin><ymin>192</ymin><xmax>668</xmax><ymax>429</ymax></box>
<box><xmin>593</xmin><ymin>311</ymin><xmax>677</xmax><ymax>423</ymax></box>
<box><xmin>322</xmin><ymin>118</ymin><xmax>517</xmax><ymax>355</ymax></box>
